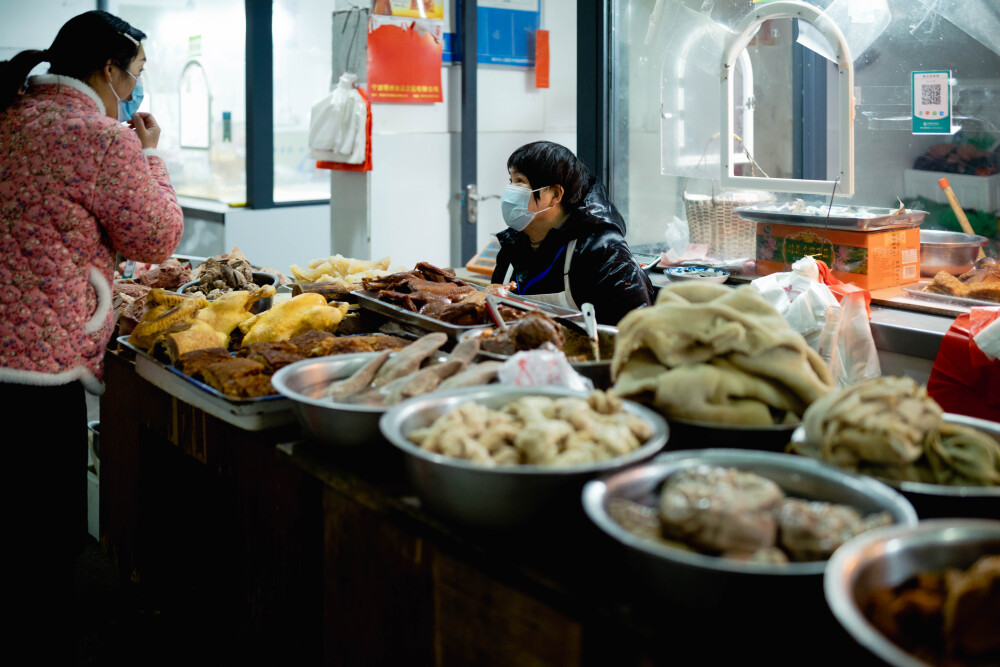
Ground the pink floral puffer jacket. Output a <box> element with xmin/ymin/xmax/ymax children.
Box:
<box><xmin>0</xmin><ymin>75</ymin><xmax>184</xmax><ymax>393</ymax></box>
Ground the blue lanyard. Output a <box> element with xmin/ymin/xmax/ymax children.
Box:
<box><xmin>517</xmin><ymin>243</ymin><xmax>568</xmax><ymax>294</ymax></box>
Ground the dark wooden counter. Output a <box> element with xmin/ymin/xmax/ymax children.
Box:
<box><xmin>100</xmin><ymin>348</ymin><xmax>874</xmax><ymax>666</ymax></box>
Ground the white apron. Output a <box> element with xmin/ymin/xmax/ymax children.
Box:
<box><xmin>503</xmin><ymin>239</ymin><xmax>578</xmax><ymax>311</ymax></box>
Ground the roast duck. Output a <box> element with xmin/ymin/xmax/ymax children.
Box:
<box><xmin>361</xmin><ymin>262</ymin><xmax>525</xmax><ymax>325</ymax></box>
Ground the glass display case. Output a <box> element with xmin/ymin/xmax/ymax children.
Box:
<box><xmin>607</xmin><ymin>0</ymin><xmax>1000</xmax><ymax>248</ymax></box>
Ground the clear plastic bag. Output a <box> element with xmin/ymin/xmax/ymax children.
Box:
<box><xmin>497</xmin><ymin>349</ymin><xmax>593</xmax><ymax>393</ymax></box>
<box><xmin>829</xmin><ymin>291</ymin><xmax>881</xmax><ymax>387</ymax></box>
<box><xmin>752</xmin><ymin>256</ymin><xmax>881</xmax><ymax>386</ymax></box>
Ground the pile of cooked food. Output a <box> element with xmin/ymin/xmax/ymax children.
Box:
<box><xmin>408</xmin><ymin>390</ymin><xmax>652</xmax><ymax>466</ymax></box>
<box><xmin>608</xmin><ymin>466</ymin><xmax>893</xmax><ymax>564</ymax></box>
<box><xmin>323</xmin><ymin>332</ymin><xmax>503</xmax><ymax>407</ymax></box>
<box><xmin>473</xmin><ymin>311</ymin><xmax>614</xmax><ymax>362</ymax></box>
<box><xmin>788</xmin><ymin>376</ymin><xmax>1000</xmax><ymax>487</ymax></box>
<box><xmin>361</xmin><ymin>262</ymin><xmax>523</xmax><ymax>325</ymax></box>
<box><xmin>172</xmin><ymin>331</ymin><xmax>410</xmax><ymax>399</ymax></box>
<box><xmin>180</xmin><ymin>247</ymin><xmax>273</xmax><ymax>301</ymax></box>
<box><xmin>864</xmin><ymin>555</ymin><xmax>1000</xmax><ymax>665</ymax></box>
<box><xmin>113</xmin><ymin>257</ymin><xmax>194</xmax><ymax>335</ymax></box>
<box><xmin>290</xmin><ymin>254</ymin><xmax>397</xmax><ymax>285</ymax></box>
<box><xmin>127</xmin><ymin>287</ymin><xmax>350</xmax><ymax>362</ymax></box>
<box><xmin>611</xmin><ymin>282</ymin><xmax>834</xmax><ymax>425</ymax></box>
<box><xmin>923</xmin><ymin>257</ymin><xmax>1000</xmax><ymax>302</ymax></box>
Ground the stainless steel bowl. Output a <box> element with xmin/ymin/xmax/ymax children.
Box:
<box><xmin>178</xmin><ymin>271</ymin><xmax>279</xmax><ymax>313</ymax></box>
<box><xmin>824</xmin><ymin>519</ymin><xmax>1000</xmax><ymax>667</ymax></box>
<box><xmin>379</xmin><ymin>386</ymin><xmax>669</xmax><ymax>529</ymax></box>
<box><xmin>582</xmin><ymin>449</ymin><xmax>917</xmax><ymax>608</ymax></box>
<box><xmin>271</xmin><ymin>353</ymin><xmax>386</xmax><ymax>447</ymax></box>
<box><xmin>919</xmin><ymin>229</ymin><xmax>988</xmax><ymax>277</ymax></box>
<box><xmin>457</xmin><ymin>325</ymin><xmax>617</xmax><ymax>390</ymax></box>
<box><xmin>790</xmin><ymin>413</ymin><xmax>1000</xmax><ymax>519</ymax></box>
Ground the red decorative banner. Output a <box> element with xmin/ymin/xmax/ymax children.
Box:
<box><xmin>367</xmin><ymin>20</ymin><xmax>443</xmax><ymax>104</ymax></box>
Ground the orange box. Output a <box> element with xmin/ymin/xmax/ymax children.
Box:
<box><xmin>754</xmin><ymin>223</ymin><xmax>921</xmax><ymax>290</ymax></box>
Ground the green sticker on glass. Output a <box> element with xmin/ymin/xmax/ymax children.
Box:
<box><xmin>912</xmin><ymin>70</ymin><xmax>951</xmax><ymax>135</ymax></box>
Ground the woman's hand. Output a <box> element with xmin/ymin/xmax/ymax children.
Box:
<box><xmin>129</xmin><ymin>112</ymin><xmax>160</xmax><ymax>150</ymax></box>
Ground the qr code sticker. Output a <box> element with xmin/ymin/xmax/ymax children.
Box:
<box><xmin>921</xmin><ymin>84</ymin><xmax>942</xmax><ymax>106</ymax></box>
<box><xmin>903</xmin><ymin>265</ymin><xmax>916</xmax><ymax>279</ymax></box>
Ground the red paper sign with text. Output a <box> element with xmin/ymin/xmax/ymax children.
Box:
<box><xmin>367</xmin><ymin>21</ymin><xmax>443</xmax><ymax>103</ymax></box>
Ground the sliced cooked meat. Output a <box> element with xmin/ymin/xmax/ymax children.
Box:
<box><xmin>659</xmin><ymin>466</ymin><xmax>784</xmax><ymax>553</ymax></box>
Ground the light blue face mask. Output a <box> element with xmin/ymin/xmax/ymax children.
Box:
<box><xmin>110</xmin><ymin>69</ymin><xmax>143</xmax><ymax>122</ymax></box>
<box><xmin>500</xmin><ymin>184</ymin><xmax>553</xmax><ymax>232</ymax></box>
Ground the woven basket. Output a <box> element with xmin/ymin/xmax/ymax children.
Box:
<box><xmin>683</xmin><ymin>190</ymin><xmax>774</xmax><ymax>260</ymax></box>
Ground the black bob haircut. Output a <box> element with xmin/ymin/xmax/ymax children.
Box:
<box><xmin>0</xmin><ymin>10</ymin><xmax>146</xmax><ymax>110</ymax></box>
<box><xmin>507</xmin><ymin>141</ymin><xmax>595</xmax><ymax>209</ymax></box>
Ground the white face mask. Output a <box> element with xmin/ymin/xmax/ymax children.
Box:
<box><xmin>500</xmin><ymin>184</ymin><xmax>553</xmax><ymax>232</ymax></box>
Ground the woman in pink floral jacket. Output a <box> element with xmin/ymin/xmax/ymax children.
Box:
<box><xmin>0</xmin><ymin>11</ymin><xmax>182</xmax><ymax>647</ymax></box>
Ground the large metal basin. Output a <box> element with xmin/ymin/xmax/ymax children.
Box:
<box><xmin>271</xmin><ymin>353</ymin><xmax>386</xmax><ymax>447</ymax></box>
<box><xmin>582</xmin><ymin>449</ymin><xmax>917</xmax><ymax>609</ymax></box>
<box><xmin>919</xmin><ymin>229</ymin><xmax>988</xmax><ymax>277</ymax></box>
<box><xmin>824</xmin><ymin>519</ymin><xmax>1000</xmax><ymax>667</ymax></box>
<box><xmin>790</xmin><ymin>412</ymin><xmax>1000</xmax><ymax>519</ymax></box>
<box><xmin>379</xmin><ymin>386</ymin><xmax>669</xmax><ymax>529</ymax></box>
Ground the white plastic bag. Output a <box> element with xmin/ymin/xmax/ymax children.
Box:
<box><xmin>752</xmin><ymin>256</ymin><xmax>881</xmax><ymax>387</ymax></box>
<box><xmin>829</xmin><ymin>291</ymin><xmax>881</xmax><ymax>387</ymax></box>
<box><xmin>309</xmin><ymin>72</ymin><xmax>367</xmax><ymax>164</ymax></box>
<box><xmin>751</xmin><ymin>256</ymin><xmax>841</xmax><ymax>362</ymax></box>
<box><xmin>497</xmin><ymin>348</ymin><xmax>593</xmax><ymax>393</ymax></box>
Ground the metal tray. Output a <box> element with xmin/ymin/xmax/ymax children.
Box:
<box><xmin>353</xmin><ymin>288</ymin><xmax>581</xmax><ymax>338</ymax></box>
<box><xmin>901</xmin><ymin>281</ymin><xmax>1000</xmax><ymax>309</ymax></box>
<box><xmin>116</xmin><ymin>336</ymin><xmax>293</xmax><ymax>431</ymax></box>
<box><xmin>734</xmin><ymin>205</ymin><xmax>927</xmax><ymax>231</ymax></box>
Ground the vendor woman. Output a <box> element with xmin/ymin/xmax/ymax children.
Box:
<box><xmin>492</xmin><ymin>141</ymin><xmax>654</xmax><ymax>325</ymax></box>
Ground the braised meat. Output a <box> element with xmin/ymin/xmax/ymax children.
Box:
<box><xmin>659</xmin><ymin>466</ymin><xmax>784</xmax><ymax>554</ymax></box>
<box><xmin>201</xmin><ymin>357</ymin><xmax>274</xmax><ymax>398</ymax></box>
<box><xmin>959</xmin><ymin>257</ymin><xmax>1000</xmax><ymax>284</ymax></box>
<box><xmin>363</xmin><ymin>263</ymin><xmax>527</xmax><ymax>325</ymax></box>
<box><xmin>175</xmin><ymin>347</ymin><xmax>233</xmax><ymax>380</ymax></box>
<box><xmin>865</xmin><ymin>556</ymin><xmax>1000</xmax><ymax>664</ymax></box>
<box><xmin>777</xmin><ymin>499</ymin><xmax>892</xmax><ymax>561</ymax></box>
<box><xmin>139</xmin><ymin>258</ymin><xmax>192</xmax><ymax>289</ymax></box>
<box><xmin>237</xmin><ymin>341</ymin><xmax>305</xmax><ymax>373</ymax></box>
<box><xmin>481</xmin><ymin>312</ymin><xmax>566</xmax><ymax>356</ymax></box>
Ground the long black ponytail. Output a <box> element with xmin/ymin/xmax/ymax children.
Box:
<box><xmin>0</xmin><ymin>10</ymin><xmax>146</xmax><ymax>111</ymax></box>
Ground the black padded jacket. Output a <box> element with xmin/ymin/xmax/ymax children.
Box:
<box><xmin>491</xmin><ymin>181</ymin><xmax>654</xmax><ymax>326</ymax></box>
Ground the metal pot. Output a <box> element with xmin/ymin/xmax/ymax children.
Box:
<box><xmin>379</xmin><ymin>386</ymin><xmax>669</xmax><ymax>529</ymax></box>
<box><xmin>581</xmin><ymin>449</ymin><xmax>917</xmax><ymax>608</ymax></box>
<box><xmin>790</xmin><ymin>413</ymin><xmax>1000</xmax><ymax>519</ymax></box>
<box><xmin>824</xmin><ymin>519</ymin><xmax>1000</xmax><ymax>667</ymax></box>
<box><xmin>271</xmin><ymin>353</ymin><xmax>387</xmax><ymax>447</ymax></box>
<box><xmin>919</xmin><ymin>229</ymin><xmax>988</xmax><ymax>277</ymax></box>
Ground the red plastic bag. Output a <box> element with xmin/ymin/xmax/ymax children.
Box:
<box><xmin>927</xmin><ymin>313</ymin><xmax>1000</xmax><ymax>420</ymax></box>
<box><xmin>816</xmin><ymin>259</ymin><xmax>871</xmax><ymax>317</ymax></box>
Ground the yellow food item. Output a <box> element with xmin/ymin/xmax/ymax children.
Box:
<box><xmin>289</xmin><ymin>254</ymin><xmax>395</xmax><ymax>284</ymax></box>
<box><xmin>612</xmin><ymin>283</ymin><xmax>833</xmax><ymax>425</ymax></box>
<box><xmin>240</xmin><ymin>293</ymin><xmax>348</xmax><ymax>345</ymax></box>
<box><xmin>163</xmin><ymin>321</ymin><xmax>228</xmax><ymax>363</ymax></box>
<box><xmin>196</xmin><ymin>284</ymin><xmax>276</xmax><ymax>345</ymax></box>
<box><xmin>127</xmin><ymin>289</ymin><xmax>206</xmax><ymax>351</ymax></box>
